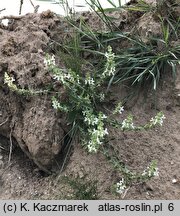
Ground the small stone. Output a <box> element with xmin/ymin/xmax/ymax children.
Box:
<box><xmin>146</xmin><ymin>192</ymin><xmax>150</xmax><ymax>196</ymax></box>
<box><xmin>172</xmin><ymin>179</ymin><xmax>178</xmax><ymax>184</ymax></box>
<box><xmin>78</xmin><ymin>171</ymin><xmax>84</xmax><ymax>179</ymax></box>
<box><xmin>33</xmin><ymin>168</ymin><xmax>40</xmax><ymax>174</ymax></box>
<box><xmin>145</xmin><ymin>183</ymin><xmax>154</xmax><ymax>191</ymax></box>
<box><xmin>0</xmin><ymin>155</ymin><xmax>3</xmax><ymax>160</ymax></box>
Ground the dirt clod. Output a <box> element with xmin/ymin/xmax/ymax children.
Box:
<box><xmin>0</xmin><ymin>12</ymin><xmax>71</xmax><ymax>173</ymax></box>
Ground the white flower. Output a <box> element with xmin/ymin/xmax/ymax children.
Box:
<box><xmin>101</xmin><ymin>114</ymin><xmax>107</xmax><ymax>119</ymax></box>
<box><xmin>142</xmin><ymin>163</ymin><xmax>159</xmax><ymax>178</ymax></box>
<box><xmin>52</xmin><ymin>97</ymin><xmax>68</xmax><ymax>112</ymax></box>
<box><xmin>159</xmin><ymin>115</ymin><xmax>166</xmax><ymax>126</ymax></box>
<box><xmin>65</xmin><ymin>73</ymin><xmax>71</xmax><ymax>80</ymax></box>
<box><xmin>51</xmin><ymin>54</ymin><xmax>55</xmax><ymax>65</ymax></box>
<box><xmin>121</xmin><ymin>117</ymin><xmax>135</xmax><ymax>130</ymax></box>
<box><xmin>96</xmin><ymin>137</ymin><xmax>102</xmax><ymax>145</ymax></box>
<box><xmin>150</xmin><ymin>117</ymin><xmax>157</xmax><ymax>125</ymax></box>
<box><xmin>44</xmin><ymin>59</ymin><xmax>49</xmax><ymax>67</ymax></box>
<box><xmin>116</xmin><ymin>178</ymin><xmax>126</xmax><ymax>194</ymax></box>
<box><xmin>53</xmin><ymin>73</ymin><xmax>65</xmax><ymax>84</ymax></box>
<box><xmin>103</xmin><ymin>45</ymin><xmax>116</xmax><ymax>77</ymax></box>
<box><xmin>150</xmin><ymin>112</ymin><xmax>165</xmax><ymax>126</ymax></box>
<box><xmin>52</xmin><ymin>97</ymin><xmax>61</xmax><ymax>109</ymax></box>
<box><xmin>142</xmin><ymin>170</ymin><xmax>147</xmax><ymax>176</ymax></box>
<box><xmin>92</xmin><ymin>117</ymin><xmax>99</xmax><ymax>125</ymax></box>
<box><xmin>4</xmin><ymin>72</ymin><xmax>15</xmax><ymax>85</ymax></box>
<box><xmin>119</xmin><ymin>106</ymin><xmax>124</xmax><ymax>114</ymax></box>
<box><xmin>4</xmin><ymin>72</ymin><xmax>18</xmax><ymax>91</ymax></box>
<box><xmin>113</xmin><ymin>102</ymin><xmax>124</xmax><ymax>115</ymax></box>
<box><xmin>153</xmin><ymin>168</ymin><xmax>159</xmax><ymax>177</ymax></box>
<box><xmin>84</xmin><ymin>114</ymin><xmax>98</xmax><ymax>126</ymax></box>
<box><xmin>44</xmin><ymin>54</ymin><xmax>55</xmax><ymax>67</ymax></box>
<box><xmin>88</xmin><ymin>141</ymin><xmax>98</xmax><ymax>153</ymax></box>
<box><xmin>83</xmin><ymin>110</ymin><xmax>108</xmax><ymax>153</ymax></box>
<box><xmin>103</xmin><ymin>65</ymin><xmax>115</xmax><ymax>77</ymax></box>
<box><xmin>99</xmin><ymin>93</ymin><xmax>105</xmax><ymax>101</ymax></box>
<box><xmin>84</xmin><ymin>116</ymin><xmax>91</xmax><ymax>125</ymax></box>
<box><xmin>85</xmin><ymin>77</ymin><xmax>95</xmax><ymax>86</ymax></box>
<box><xmin>147</xmin><ymin>167</ymin><xmax>159</xmax><ymax>177</ymax></box>
<box><xmin>104</xmin><ymin>128</ymin><xmax>109</xmax><ymax>135</ymax></box>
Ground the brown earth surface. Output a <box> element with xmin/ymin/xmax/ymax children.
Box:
<box><xmin>0</xmin><ymin>3</ymin><xmax>180</xmax><ymax>199</ymax></box>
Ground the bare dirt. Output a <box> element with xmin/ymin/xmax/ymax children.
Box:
<box><xmin>0</xmin><ymin>3</ymin><xmax>180</xmax><ymax>199</ymax></box>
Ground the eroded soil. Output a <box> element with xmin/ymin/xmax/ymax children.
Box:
<box><xmin>0</xmin><ymin>3</ymin><xmax>180</xmax><ymax>199</ymax></box>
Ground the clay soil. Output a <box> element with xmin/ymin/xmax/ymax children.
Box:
<box><xmin>0</xmin><ymin>7</ymin><xmax>180</xmax><ymax>199</ymax></box>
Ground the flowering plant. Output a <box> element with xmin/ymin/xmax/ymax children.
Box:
<box><xmin>44</xmin><ymin>46</ymin><xmax>115</xmax><ymax>153</ymax></box>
